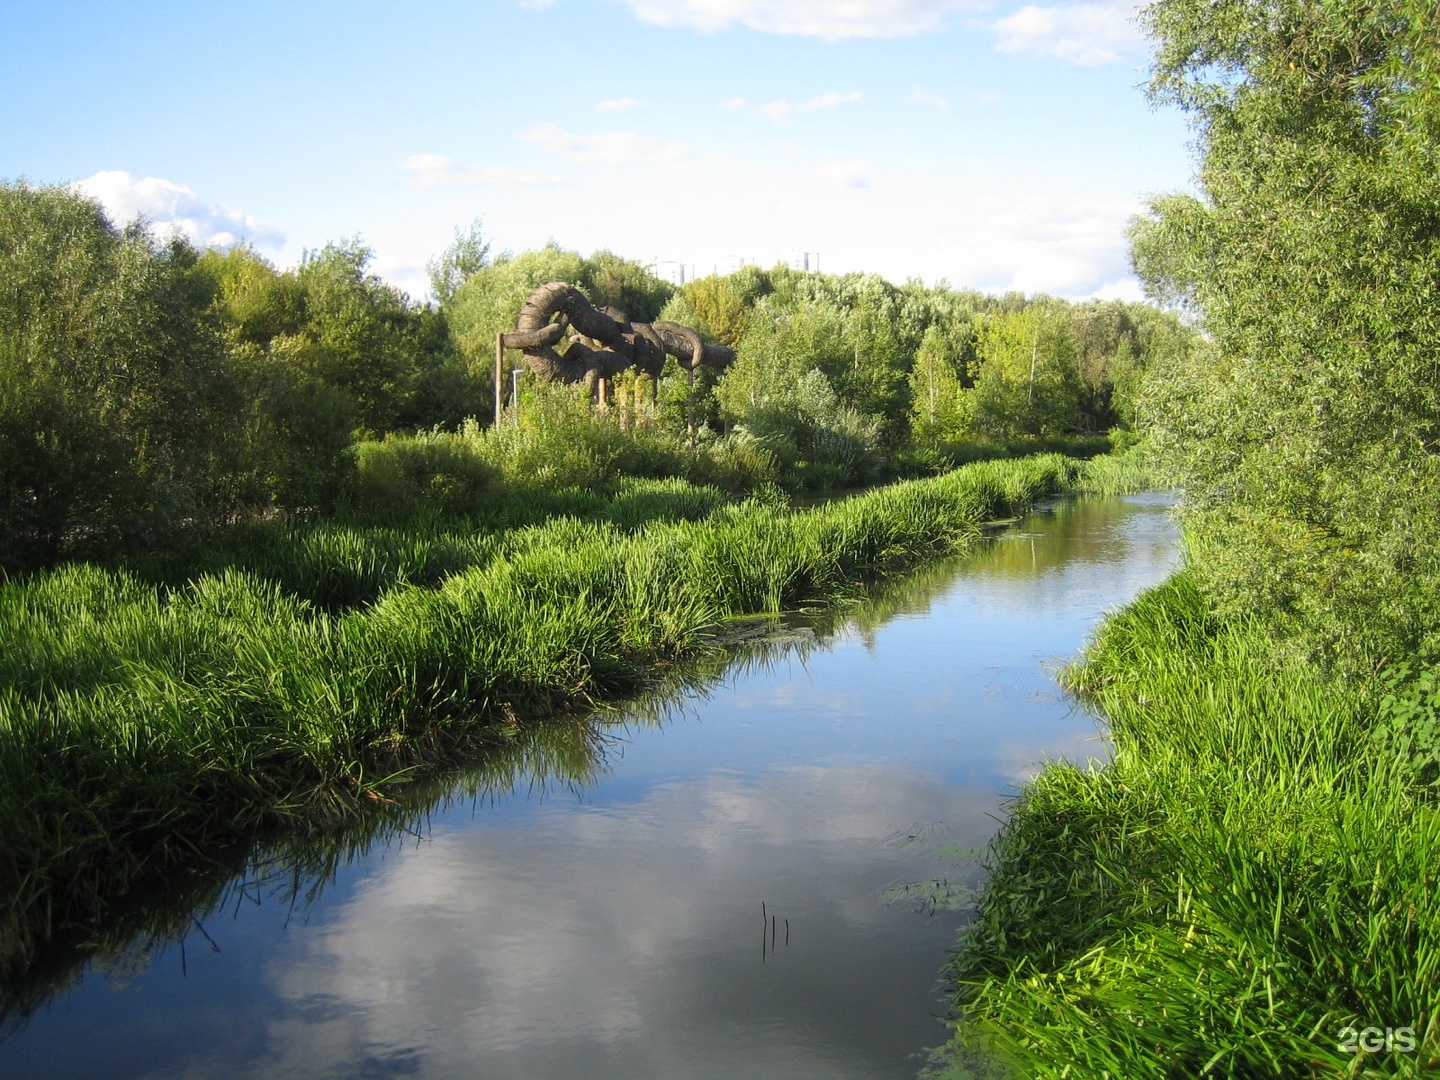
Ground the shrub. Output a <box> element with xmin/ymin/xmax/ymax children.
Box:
<box><xmin>343</xmin><ymin>431</ymin><xmax>495</xmax><ymax>521</ymax></box>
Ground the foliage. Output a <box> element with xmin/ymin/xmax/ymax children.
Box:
<box><xmin>344</xmin><ymin>430</ymin><xmax>497</xmax><ymax>522</ymax></box>
<box><xmin>717</xmin><ymin>295</ymin><xmax>886</xmax><ymax>488</ymax></box>
<box><xmin>907</xmin><ymin>324</ymin><xmax>973</xmax><ymax>446</ymax></box>
<box><xmin>427</xmin><ymin>218</ymin><xmax>490</xmax><ymax>306</ymax></box>
<box><xmin>0</xmin><ymin>179</ymin><xmax>1187</xmax><ymax>577</ymax></box>
<box><xmin>946</xmin><ymin>573</ymin><xmax>1440</xmax><ymax>1078</ymax></box>
<box><xmin>1130</xmin><ymin>0</ymin><xmax>1440</xmax><ymax>669</ymax></box>
<box><xmin>344</xmin><ymin>381</ymin><xmax>779</xmax><ymax>511</ymax></box>
<box><xmin>0</xmin><ymin>456</ymin><xmax>1077</xmax><ymax>981</ymax></box>
<box><xmin>289</xmin><ymin>240</ymin><xmax>448</xmax><ymax>437</ymax></box>
<box><xmin>659</xmin><ymin>264</ymin><xmax>769</xmax><ymax>347</ymax></box>
<box><xmin>582</xmin><ymin>249</ymin><xmax>674</xmax><ymax>321</ymax></box>
<box><xmin>197</xmin><ymin>242</ymin><xmax>488</xmax><ymax>510</ymax></box>
<box><xmin>683</xmin><ymin>264</ymin><xmax>1183</xmax><ymax>466</ymax></box>
<box><xmin>970</xmin><ymin>307</ymin><xmax>1082</xmax><ymax>439</ymax></box>
<box><xmin>0</xmin><ymin>182</ymin><xmax>241</xmax><ymax>568</ymax></box>
<box><xmin>1370</xmin><ymin>662</ymin><xmax>1440</xmax><ymax>791</ymax></box>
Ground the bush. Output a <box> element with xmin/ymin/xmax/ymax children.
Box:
<box><xmin>343</xmin><ymin>431</ymin><xmax>496</xmax><ymax>521</ymax></box>
<box><xmin>0</xmin><ymin>182</ymin><xmax>242</xmax><ymax>569</ymax></box>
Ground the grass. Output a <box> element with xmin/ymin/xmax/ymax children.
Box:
<box><xmin>0</xmin><ymin>452</ymin><xmax>1112</xmax><ymax>982</ymax></box>
<box><xmin>1067</xmin><ymin>439</ymin><xmax>1156</xmax><ymax>496</ymax></box>
<box><xmin>943</xmin><ymin>571</ymin><xmax>1440</xmax><ymax>1078</ymax></box>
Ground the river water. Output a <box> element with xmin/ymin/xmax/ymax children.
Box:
<box><xmin>0</xmin><ymin>493</ymin><xmax>1179</xmax><ymax>1079</ymax></box>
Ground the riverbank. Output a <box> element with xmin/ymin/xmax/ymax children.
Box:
<box><xmin>0</xmin><ymin>453</ymin><xmax>1129</xmax><ymax>982</ymax></box>
<box><xmin>943</xmin><ymin>572</ymin><xmax>1440</xmax><ymax>1077</ymax></box>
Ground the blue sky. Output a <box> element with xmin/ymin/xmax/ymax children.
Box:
<box><xmin>3</xmin><ymin>0</ymin><xmax>1195</xmax><ymax>301</ymax></box>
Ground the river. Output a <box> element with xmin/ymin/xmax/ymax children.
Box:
<box><xmin>0</xmin><ymin>493</ymin><xmax>1180</xmax><ymax>1079</ymax></box>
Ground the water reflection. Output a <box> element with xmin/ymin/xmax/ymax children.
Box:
<box><xmin>0</xmin><ymin>494</ymin><xmax>1180</xmax><ymax>1079</ymax></box>
<box><xmin>0</xmin><ymin>715</ymin><xmax>617</xmax><ymax>1032</ymax></box>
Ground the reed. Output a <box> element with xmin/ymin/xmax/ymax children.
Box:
<box><xmin>0</xmin><ymin>453</ymin><xmax>1080</xmax><ymax>978</ymax></box>
<box><xmin>945</xmin><ymin>572</ymin><xmax>1440</xmax><ymax>1077</ymax></box>
<box><xmin>1070</xmin><ymin>440</ymin><xmax>1156</xmax><ymax>496</ymax></box>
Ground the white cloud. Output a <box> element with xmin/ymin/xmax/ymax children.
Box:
<box><xmin>71</xmin><ymin>170</ymin><xmax>284</xmax><ymax>250</ymax></box>
<box><xmin>516</xmin><ymin>123</ymin><xmax>690</xmax><ymax>166</ymax></box>
<box><xmin>761</xmin><ymin>89</ymin><xmax>861</xmax><ymax>123</ymax></box>
<box><xmin>909</xmin><ymin>89</ymin><xmax>951</xmax><ymax>110</ymax></box>
<box><xmin>717</xmin><ymin>97</ymin><xmax>747</xmax><ymax>111</ymax></box>
<box><xmin>991</xmin><ymin>2</ymin><xmax>1141</xmax><ymax>66</ymax></box>
<box><xmin>1089</xmin><ymin>277</ymin><xmax>1144</xmax><ymax>302</ymax></box>
<box><xmin>617</xmin><ymin>0</ymin><xmax>989</xmax><ymax>40</ymax></box>
<box><xmin>595</xmin><ymin>97</ymin><xmax>643</xmax><ymax>112</ymax></box>
<box><xmin>458</xmin><ymin>144</ymin><xmax>1142</xmax><ymax>298</ymax></box>
<box><xmin>819</xmin><ymin>160</ymin><xmax>872</xmax><ymax>189</ymax></box>
<box><xmin>802</xmin><ymin>90</ymin><xmax>861</xmax><ymax>111</ymax></box>
<box><xmin>400</xmin><ymin>153</ymin><xmax>571</xmax><ymax>189</ymax></box>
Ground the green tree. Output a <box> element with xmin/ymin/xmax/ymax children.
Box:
<box><xmin>840</xmin><ymin>286</ymin><xmax>911</xmax><ymax>444</ymax></box>
<box><xmin>1132</xmin><ymin>0</ymin><xmax>1440</xmax><ymax>665</ymax></box>
<box><xmin>290</xmin><ymin>240</ymin><xmax>423</xmax><ymax>437</ymax></box>
<box><xmin>196</xmin><ymin>246</ymin><xmax>352</xmax><ymax>509</ymax></box>
<box><xmin>0</xmin><ymin>182</ymin><xmax>243</xmax><ymax>566</ymax></box>
<box><xmin>717</xmin><ymin>296</ymin><xmax>884</xmax><ymax>486</ymax></box>
<box><xmin>907</xmin><ymin>324</ymin><xmax>972</xmax><ymax>447</ymax></box>
<box><xmin>428</xmin><ymin>218</ymin><xmax>490</xmax><ymax>306</ymax></box>
<box><xmin>970</xmin><ymin>308</ymin><xmax>1081</xmax><ymax>439</ymax></box>
<box><xmin>198</xmin><ymin>242</ymin><xmax>487</xmax><ymax>508</ymax></box>
<box><xmin>580</xmin><ymin>249</ymin><xmax>674</xmax><ymax>322</ymax></box>
<box><xmin>662</xmin><ymin>265</ymin><xmax>770</xmax><ymax>348</ymax></box>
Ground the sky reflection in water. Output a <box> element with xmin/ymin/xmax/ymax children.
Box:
<box><xmin>1</xmin><ymin>494</ymin><xmax>1180</xmax><ymax>1080</ymax></box>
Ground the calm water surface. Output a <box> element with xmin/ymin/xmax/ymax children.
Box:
<box><xmin>0</xmin><ymin>494</ymin><xmax>1179</xmax><ymax>1079</ymax></box>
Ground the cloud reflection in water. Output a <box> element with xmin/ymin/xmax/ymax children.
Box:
<box><xmin>261</xmin><ymin>763</ymin><xmax>995</xmax><ymax>1079</ymax></box>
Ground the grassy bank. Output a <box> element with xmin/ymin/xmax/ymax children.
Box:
<box><xmin>0</xmin><ymin>453</ymin><xmax>1121</xmax><ymax>981</ymax></box>
<box><xmin>943</xmin><ymin>572</ymin><xmax>1440</xmax><ymax>1078</ymax></box>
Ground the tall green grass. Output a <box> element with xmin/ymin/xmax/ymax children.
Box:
<box><xmin>944</xmin><ymin>572</ymin><xmax>1440</xmax><ymax>1078</ymax></box>
<box><xmin>124</xmin><ymin>476</ymin><xmax>731</xmax><ymax>612</ymax></box>
<box><xmin>0</xmin><ymin>453</ymin><xmax>1082</xmax><ymax>980</ymax></box>
<box><xmin>1069</xmin><ymin>440</ymin><xmax>1156</xmax><ymax>496</ymax></box>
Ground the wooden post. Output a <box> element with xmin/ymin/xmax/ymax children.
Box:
<box><xmin>494</xmin><ymin>332</ymin><xmax>504</xmax><ymax>427</ymax></box>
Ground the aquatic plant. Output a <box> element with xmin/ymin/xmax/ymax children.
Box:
<box><xmin>0</xmin><ymin>454</ymin><xmax>1079</xmax><ymax>980</ymax></box>
<box><xmin>945</xmin><ymin>573</ymin><xmax>1440</xmax><ymax>1077</ymax></box>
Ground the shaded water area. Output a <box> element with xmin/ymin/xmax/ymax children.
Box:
<box><xmin>0</xmin><ymin>494</ymin><xmax>1179</xmax><ymax>1079</ymax></box>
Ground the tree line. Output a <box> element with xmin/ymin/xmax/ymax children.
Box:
<box><xmin>0</xmin><ymin>179</ymin><xmax>1190</xmax><ymax>572</ymax></box>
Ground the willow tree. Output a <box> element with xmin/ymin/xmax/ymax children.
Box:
<box><xmin>0</xmin><ymin>183</ymin><xmax>240</xmax><ymax>567</ymax></box>
<box><xmin>1132</xmin><ymin>0</ymin><xmax>1440</xmax><ymax>667</ymax></box>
